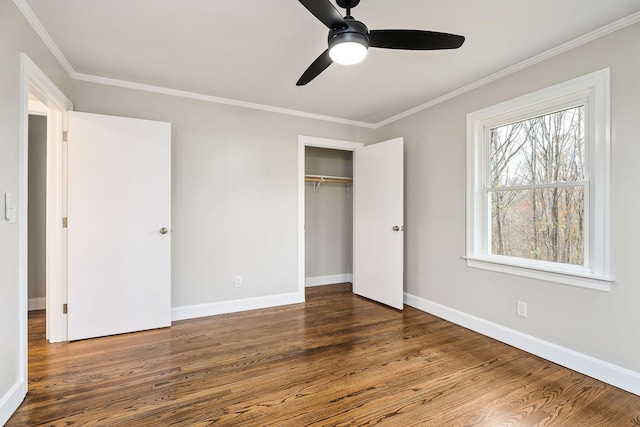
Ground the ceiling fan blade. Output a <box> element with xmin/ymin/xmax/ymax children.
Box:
<box><xmin>297</xmin><ymin>50</ymin><xmax>333</xmax><ymax>86</ymax></box>
<box><xmin>369</xmin><ymin>30</ymin><xmax>465</xmax><ymax>50</ymax></box>
<box><xmin>298</xmin><ymin>0</ymin><xmax>347</xmax><ymax>29</ymax></box>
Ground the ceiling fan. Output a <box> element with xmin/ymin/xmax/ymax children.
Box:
<box><xmin>296</xmin><ymin>0</ymin><xmax>465</xmax><ymax>85</ymax></box>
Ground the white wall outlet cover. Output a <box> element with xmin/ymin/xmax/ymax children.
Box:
<box><xmin>517</xmin><ymin>300</ymin><xmax>528</xmax><ymax>318</ymax></box>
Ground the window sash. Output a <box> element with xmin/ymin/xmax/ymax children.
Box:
<box><xmin>486</xmin><ymin>183</ymin><xmax>588</xmax><ymax>266</ymax></box>
<box><xmin>488</xmin><ymin>105</ymin><xmax>587</xmax><ymax>188</ymax></box>
<box><xmin>486</xmin><ymin>180</ymin><xmax>588</xmax><ymax>192</ymax></box>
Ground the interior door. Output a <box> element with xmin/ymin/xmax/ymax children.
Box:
<box><xmin>67</xmin><ymin>111</ymin><xmax>171</xmax><ymax>341</ymax></box>
<box><xmin>353</xmin><ymin>138</ymin><xmax>404</xmax><ymax>309</ymax></box>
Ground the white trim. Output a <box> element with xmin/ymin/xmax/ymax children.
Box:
<box><xmin>17</xmin><ymin>57</ymin><xmax>30</xmax><ymax>422</ymax></box>
<box><xmin>28</xmin><ymin>99</ymin><xmax>48</xmax><ymax>116</ymax></box>
<box><xmin>28</xmin><ymin>297</ymin><xmax>46</xmax><ymax>311</ymax></box>
<box><xmin>171</xmin><ymin>292</ymin><xmax>304</xmax><ymax>322</ymax></box>
<box><xmin>16</xmin><ymin>0</ymin><xmax>639</xmax><ymax>129</ymax></box>
<box><xmin>0</xmin><ymin>379</ymin><xmax>26</xmax><ymax>426</ymax></box>
<box><xmin>21</xmin><ymin>53</ymin><xmax>73</xmax><ymax>347</ymax></box>
<box><xmin>12</xmin><ymin>0</ymin><xmax>75</xmax><ymax>77</ymax></box>
<box><xmin>298</xmin><ymin>136</ymin><xmax>364</xmax><ymax>304</ymax></box>
<box><xmin>465</xmin><ymin>69</ymin><xmax>611</xmax><ymax>290</ymax></box>
<box><xmin>305</xmin><ymin>274</ymin><xmax>353</xmax><ymax>287</ymax></box>
<box><xmin>12</xmin><ymin>0</ymin><xmax>374</xmax><ymax>129</ymax></box>
<box><xmin>464</xmin><ymin>257</ymin><xmax>612</xmax><ymax>291</ymax></box>
<box><xmin>44</xmin><ymin>107</ymin><xmax>68</xmax><ymax>343</ymax></box>
<box><xmin>376</xmin><ymin>12</ymin><xmax>640</xmax><ymax>128</ymax></box>
<box><xmin>74</xmin><ymin>73</ymin><xmax>376</xmax><ymax>129</ymax></box>
<box><xmin>298</xmin><ymin>135</ymin><xmax>365</xmax><ymax>150</ymax></box>
<box><xmin>404</xmin><ymin>292</ymin><xmax>640</xmax><ymax>396</ymax></box>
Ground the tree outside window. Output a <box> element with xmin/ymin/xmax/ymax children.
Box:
<box><xmin>489</xmin><ymin>106</ymin><xmax>585</xmax><ymax>266</ymax></box>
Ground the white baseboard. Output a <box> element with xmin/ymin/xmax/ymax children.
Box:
<box><xmin>305</xmin><ymin>274</ymin><xmax>353</xmax><ymax>287</ymax></box>
<box><xmin>404</xmin><ymin>292</ymin><xmax>640</xmax><ymax>396</ymax></box>
<box><xmin>171</xmin><ymin>292</ymin><xmax>304</xmax><ymax>322</ymax></box>
<box><xmin>28</xmin><ymin>297</ymin><xmax>45</xmax><ymax>311</ymax></box>
<box><xmin>0</xmin><ymin>378</ymin><xmax>26</xmax><ymax>426</ymax></box>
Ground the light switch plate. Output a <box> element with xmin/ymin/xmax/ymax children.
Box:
<box><xmin>5</xmin><ymin>193</ymin><xmax>16</xmax><ymax>223</ymax></box>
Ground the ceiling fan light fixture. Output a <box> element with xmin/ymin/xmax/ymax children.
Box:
<box><xmin>296</xmin><ymin>0</ymin><xmax>465</xmax><ymax>85</ymax></box>
<box><xmin>328</xmin><ymin>32</ymin><xmax>369</xmax><ymax>65</ymax></box>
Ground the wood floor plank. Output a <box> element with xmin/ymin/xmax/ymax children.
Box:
<box><xmin>7</xmin><ymin>283</ymin><xmax>640</xmax><ymax>426</ymax></box>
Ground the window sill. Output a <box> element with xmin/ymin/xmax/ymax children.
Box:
<box><xmin>464</xmin><ymin>256</ymin><xmax>613</xmax><ymax>292</ymax></box>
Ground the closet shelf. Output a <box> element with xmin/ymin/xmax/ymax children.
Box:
<box><xmin>305</xmin><ymin>174</ymin><xmax>353</xmax><ymax>193</ymax></box>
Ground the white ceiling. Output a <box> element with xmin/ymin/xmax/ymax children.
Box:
<box><xmin>21</xmin><ymin>0</ymin><xmax>640</xmax><ymax>126</ymax></box>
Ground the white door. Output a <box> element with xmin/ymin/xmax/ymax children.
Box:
<box><xmin>67</xmin><ymin>111</ymin><xmax>171</xmax><ymax>341</ymax></box>
<box><xmin>353</xmin><ymin>138</ymin><xmax>404</xmax><ymax>309</ymax></box>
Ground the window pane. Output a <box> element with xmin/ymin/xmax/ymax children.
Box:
<box><xmin>491</xmin><ymin>106</ymin><xmax>585</xmax><ymax>187</ymax></box>
<box><xmin>491</xmin><ymin>186</ymin><xmax>584</xmax><ymax>265</ymax></box>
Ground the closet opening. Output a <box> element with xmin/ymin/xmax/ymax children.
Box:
<box><xmin>297</xmin><ymin>135</ymin><xmax>404</xmax><ymax>309</ymax></box>
<box><xmin>297</xmin><ymin>136</ymin><xmax>363</xmax><ymax>301</ymax></box>
<box><xmin>304</xmin><ymin>146</ymin><xmax>354</xmax><ymax>288</ymax></box>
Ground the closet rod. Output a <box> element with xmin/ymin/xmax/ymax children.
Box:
<box><xmin>305</xmin><ymin>177</ymin><xmax>352</xmax><ymax>184</ymax></box>
<box><xmin>304</xmin><ymin>174</ymin><xmax>352</xmax><ymax>184</ymax></box>
<box><xmin>305</xmin><ymin>175</ymin><xmax>353</xmax><ymax>193</ymax></box>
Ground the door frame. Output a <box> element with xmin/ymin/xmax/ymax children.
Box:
<box><xmin>297</xmin><ymin>135</ymin><xmax>364</xmax><ymax>300</ymax></box>
<box><xmin>19</xmin><ymin>53</ymin><xmax>72</xmax><ymax>373</ymax></box>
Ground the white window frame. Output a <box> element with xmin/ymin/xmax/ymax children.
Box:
<box><xmin>466</xmin><ymin>69</ymin><xmax>612</xmax><ymax>291</ymax></box>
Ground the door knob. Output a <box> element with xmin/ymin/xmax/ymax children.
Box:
<box><xmin>159</xmin><ymin>227</ymin><xmax>168</xmax><ymax>234</ymax></box>
<box><xmin>392</xmin><ymin>226</ymin><xmax>400</xmax><ymax>232</ymax></box>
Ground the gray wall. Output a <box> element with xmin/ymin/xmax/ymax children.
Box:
<box><xmin>305</xmin><ymin>147</ymin><xmax>353</xmax><ymax>279</ymax></box>
<box><xmin>28</xmin><ymin>114</ymin><xmax>47</xmax><ymax>300</ymax></box>
<box><xmin>69</xmin><ymin>81</ymin><xmax>374</xmax><ymax>308</ymax></box>
<box><xmin>376</xmin><ymin>22</ymin><xmax>640</xmax><ymax>373</ymax></box>
<box><xmin>0</xmin><ymin>0</ymin><xmax>72</xmax><ymax>420</ymax></box>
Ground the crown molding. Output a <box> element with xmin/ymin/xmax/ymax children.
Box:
<box><xmin>72</xmin><ymin>73</ymin><xmax>376</xmax><ymax>128</ymax></box>
<box><xmin>375</xmin><ymin>11</ymin><xmax>640</xmax><ymax>128</ymax></box>
<box><xmin>12</xmin><ymin>0</ymin><xmax>374</xmax><ymax>128</ymax></box>
<box><xmin>12</xmin><ymin>0</ymin><xmax>76</xmax><ymax>77</ymax></box>
<box><xmin>14</xmin><ymin>0</ymin><xmax>640</xmax><ymax>130</ymax></box>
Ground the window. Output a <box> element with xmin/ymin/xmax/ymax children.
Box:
<box><xmin>466</xmin><ymin>69</ymin><xmax>611</xmax><ymax>290</ymax></box>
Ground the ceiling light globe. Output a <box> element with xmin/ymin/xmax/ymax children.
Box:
<box><xmin>329</xmin><ymin>41</ymin><xmax>368</xmax><ymax>65</ymax></box>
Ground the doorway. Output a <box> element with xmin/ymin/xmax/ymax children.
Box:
<box><xmin>21</xmin><ymin>55</ymin><xmax>172</xmax><ymax>349</ymax></box>
<box><xmin>297</xmin><ymin>135</ymin><xmax>405</xmax><ymax>309</ymax></box>
<box><xmin>27</xmin><ymin>97</ymin><xmax>48</xmax><ymax>314</ymax></box>
<box><xmin>19</xmin><ymin>55</ymin><xmax>73</xmax><ymax>390</ymax></box>
<box><xmin>297</xmin><ymin>136</ymin><xmax>363</xmax><ymax>299</ymax></box>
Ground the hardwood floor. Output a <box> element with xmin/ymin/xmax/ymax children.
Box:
<box><xmin>8</xmin><ymin>283</ymin><xmax>640</xmax><ymax>426</ymax></box>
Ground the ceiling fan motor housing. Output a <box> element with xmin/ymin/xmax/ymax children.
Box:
<box><xmin>336</xmin><ymin>0</ymin><xmax>361</xmax><ymax>8</ymax></box>
<box><xmin>328</xmin><ymin>18</ymin><xmax>369</xmax><ymax>49</ymax></box>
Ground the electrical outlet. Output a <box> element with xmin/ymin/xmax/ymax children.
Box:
<box><xmin>517</xmin><ymin>300</ymin><xmax>528</xmax><ymax>318</ymax></box>
<box><xmin>234</xmin><ymin>276</ymin><xmax>242</xmax><ymax>288</ymax></box>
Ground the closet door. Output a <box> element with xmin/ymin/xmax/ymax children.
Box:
<box><xmin>353</xmin><ymin>138</ymin><xmax>404</xmax><ymax>309</ymax></box>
